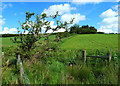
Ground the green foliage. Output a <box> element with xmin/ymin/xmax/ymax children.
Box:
<box><xmin>2</xmin><ymin>31</ymin><xmax>118</xmax><ymax>84</ymax></box>
<box><xmin>48</xmin><ymin>60</ymin><xmax>65</xmax><ymax>73</ymax></box>
<box><xmin>60</xmin><ymin>34</ymin><xmax>118</xmax><ymax>50</ymax></box>
<box><xmin>70</xmin><ymin>24</ymin><xmax>97</xmax><ymax>34</ymax></box>
<box><xmin>10</xmin><ymin>11</ymin><xmax>74</xmax><ymax>61</ymax></box>
<box><xmin>69</xmin><ymin>24</ymin><xmax>80</xmax><ymax>33</ymax></box>
<box><xmin>2</xmin><ymin>47</ymin><xmax>118</xmax><ymax>84</ymax></box>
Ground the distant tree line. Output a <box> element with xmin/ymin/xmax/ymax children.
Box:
<box><xmin>1</xmin><ymin>24</ymin><xmax>105</xmax><ymax>38</ymax></box>
<box><xmin>0</xmin><ymin>34</ymin><xmax>19</xmax><ymax>37</ymax></box>
<box><xmin>69</xmin><ymin>24</ymin><xmax>99</xmax><ymax>34</ymax></box>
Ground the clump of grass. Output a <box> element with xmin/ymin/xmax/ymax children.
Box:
<box><xmin>101</xmin><ymin>61</ymin><xmax>118</xmax><ymax>84</ymax></box>
<box><xmin>2</xmin><ymin>65</ymin><xmax>20</xmax><ymax>84</ymax></box>
<box><xmin>67</xmin><ymin>65</ymin><xmax>92</xmax><ymax>82</ymax></box>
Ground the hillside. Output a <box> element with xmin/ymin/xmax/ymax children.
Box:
<box><xmin>60</xmin><ymin>34</ymin><xmax>118</xmax><ymax>51</ymax></box>
<box><xmin>1</xmin><ymin>34</ymin><xmax>118</xmax><ymax>84</ymax></box>
<box><xmin>1</xmin><ymin>34</ymin><xmax>118</xmax><ymax>51</ymax></box>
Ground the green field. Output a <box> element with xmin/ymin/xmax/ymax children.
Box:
<box><xmin>1</xmin><ymin>35</ymin><xmax>56</xmax><ymax>47</ymax></box>
<box><xmin>60</xmin><ymin>34</ymin><xmax>118</xmax><ymax>50</ymax></box>
<box><xmin>1</xmin><ymin>34</ymin><xmax>118</xmax><ymax>50</ymax></box>
<box><xmin>1</xmin><ymin>34</ymin><xmax>118</xmax><ymax>84</ymax></box>
<box><xmin>1</xmin><ymin>37</ymin><xmax>18</xmax><ymax>47</ymax></box>
<box><xmin>61</xmin><ymin>34</ymin><xmax>118</xmax><ymax>50</ymax></box>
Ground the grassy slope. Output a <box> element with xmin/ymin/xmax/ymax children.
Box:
<box><xmin>1</xmin><ymin>35</ymin><xmax>56</xmax><ymax>46</ymax></box>
<box><xmin>1</xmin><ymin>34</ymin><xmax>118</xmax><ymax>50</ymax></box>
<box><xmin>60</xmin><ymin>34</ymin><xmax>118</xmax><ymax>51</ymax></box>
<box><xmin>2</xmin><ymin>34</ymin><xmax>118</xmax><ymax>84</ymax></box>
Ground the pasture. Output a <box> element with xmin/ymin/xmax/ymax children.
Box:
<box><xmin>1</xmin><ymin>34</ymin><xmax>118</xmax><ymax>51</ymax></box>
<box><xmin>60</xmin><ymin>34</ymin><xmax>118</xmax><ymax>51</ymax></box>
<box><xmin>1</xmin><ymin>34</ymin><xmax>118</xmax><ymax>84</ymax></box>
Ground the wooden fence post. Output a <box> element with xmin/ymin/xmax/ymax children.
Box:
<box><xmin>107</xmin><ymin>52</ymin><xmax>111</xmax><ymax>65</ymax></box>
<box><xmin>82</xmin><ymin>50</ymin><xmax>86</xmax><ymax>63</ymax></box>
<box><xmin>18</xmin><ymin>54</ymin><xmax>23</xmax><ymax>84</ymax></box>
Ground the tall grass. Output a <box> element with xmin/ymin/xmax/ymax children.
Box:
<box><xmin>2</xmin><ymin>46</ymin><xmax>118</xmax><ymax>84</ymax></box>
<box><xmin>2</xmin><ymin>34</ymin><xmax>118</xmax><ymax>84</ymax></box>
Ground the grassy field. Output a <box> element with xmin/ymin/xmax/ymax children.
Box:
<box><xmin>1</xmin><ymin>34</ymin><xmax>118</xmax><ymax>50</ymax></box>
<box><xmin>1</xmin><ymin>37</ymin><xmax>18</xmax><ymax>47</ymax></box>
<box><xmin>1</xmin><ymin>34</ymin><xmax>118</xmax><ymax>84</ymax></box>
<box><xmin>1</xmin><ymin>35</ymin><xmax>56</xmax><ymax>47</ymax></box>
<box><xmin>60</xmin><ymin>34</ymin><xmax>118</xmax><ymax>51</ymax></box>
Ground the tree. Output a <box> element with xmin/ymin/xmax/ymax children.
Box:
<box><xmin>11</xmin><ymin>11</ymin><xmax>74</xmax><ymax>62</ymax></box>
<box><xmin>89</xmin><ymin>26</ymin><xmax>97</xmax><ymax>34</ymax></box>
<box><xmin>69</xmin><ymin>24</ymin><xmax>97</xmax><ymax>34</ymax></box>
<box><xmin>82</xmin><ymin>25</ymin><xmax>89</xmax><ymax>29</ymax></box>
<box><xmin>69</xmin><ymin>24</ymin><xmax>80</xmax><ymax>33</ymax></box>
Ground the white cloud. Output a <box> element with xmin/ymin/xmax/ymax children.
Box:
<box><xmin>49</xmin><ymin>21</ymin><xmax>56</xmax><ymax>28</ymax></box>
<box><xmin>98</xmin><ymin>28</ymin><xmax>117</xmax><ymax>33</ymax></box>
<box><xmin>41</xmin><ymin>21</ymin><xmax>56</xmax><ymax>33</ymax></box>
<box><xmin>42</xmin><ymin>4</ymin><xmax>76</xmax><ymax>16</ymax></box>
<box><xmin>0</xmin><ymin>27</ymin><xmax>17</xmax><ymax>34</ymax></box>
<box><xmin>98</xmin><ymin>23</ymin><xmax>118</xmax><ymax>33</ymax></box>
<box><xmin>54</xmin><ymin>28</ymin><xmax>66</xmax><ymax>33</ymax></box>
<box><xmin>46</xmin><ymin>29</ymin><xmax>53</xmax><ymax>33</ymax></box>
<box><xmin>46</xmin><ymin>28</ymin><xmax>66</xmax><ymax>33</ymax></box>
<box><xmin>61</xmin><ymin>13</ymin><xmax>85</xmax><ymax>24</ymax></box>
<box><xmin>42</xmin><ymin>21</ymin><xmax>56</xmax><ymax>33</ymax></box>
<box><xmin>41</xmin><ymin>21</ymin><xmax>66</xmax><ymax>33</ymax></box>
<box><xmin>20</xmin><ymin>20</ymin><xmax>64</xmax><ymax>34</ymax></box>
<box><xmin>116</xmin><ymin>0</ymin><xmax>120</xmax><ymax>2</ymax></box>
<box><xmin>42</xmin><ymin>3</ymin><xmax>85</xmax><ymax>33</ymax></box>
<box><xmin>98</xmin><ymin>8</ymin><xmax>118</xmax><ymax>33</ymax></box>
<box><xmin>101</xmin><ymin>16</ymin><xmax>118</xmax><ymax>25</ymax></box>
<box><xmin>72</xmin><ymin>0</ymin><xmax>104</xmax><ymax>4</ymax></box>
<box><xmin>100</xmin><ymin>9</ymin><xmax>117</xmax><ymax>18</ymax></box>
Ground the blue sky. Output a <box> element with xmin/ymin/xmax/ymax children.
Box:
<box><xmin>0</xmin><ymin>1</ymin><xmax>118</xmax><ymax>34</ymax></box>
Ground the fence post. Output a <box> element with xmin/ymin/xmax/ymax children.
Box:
<box><xmin>107</xmin><ymin>52</ymin><xmax>111</xmax><ymax>65</ymax></box>
<box><xmin>82</xmin><ymin>50</ymin><xmax>86</xmax><ymax>63</ymax></box>
<box><xmin>18</xmin><ymin>54</ymin><xmax>23</xmax><ymax>84</ymax></box>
